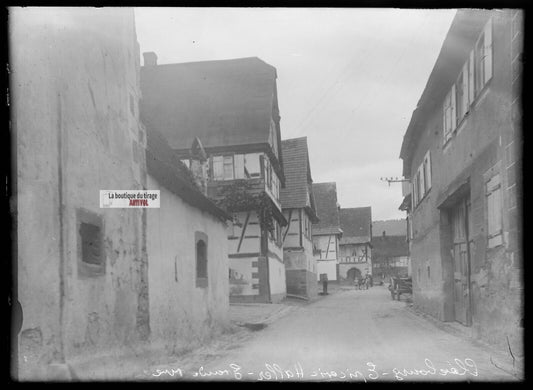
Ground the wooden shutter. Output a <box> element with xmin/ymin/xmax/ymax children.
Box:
<box><xmin>413</xmin><ymin>174</ymin><xmax>419</xmax><ymax>206</ymax></box>
<box><xmin>425</xmin><ymin>151</ymin><xmax>432</xmax><ymax>190</ymax></box>
<box><xmin>412</xmin><ymin>178</ymin><xmax>417</xmax><ymax>207</ymax></box>
<box><xmin>486</xmin><ymin>173</ymin><xmax>502</xmax><ymax>248</ymax></box>
<box><xmin>418</xmin><ymin>165</ymin><xmax>425</xmax><ymax>197</ymax></box>
<box><xmin>259</xmin><ymin>154</ymin><xmax>264</xmax><ymax>179</ymax></box>
<box><xmin>223</xmin><ymin>155</ymin><xmax>234</xmax><ymax>180</ymax></box>
<box><xmin>484</xmin><ymin>18</ymin><xmax>493</xmax><ymax>83</ymax></box>
<box><xmin>443</xmin><ymin>91</ymin><xmax>452</xmax><ymax>143</ymax></box>
<box><xmin>213</xmin><ymin>156</ymin><xmax>223</xmax><ymax>180</ymax></box>
<box><xmin>245</xmin><ymin>153</ymin><xmax>261</xmax><ymax>177</ymax></box>
<box><xmin>442</xmin><ymin>104</ymin><xmax>447</xmax><ymax>143</ymax></box>
<box><xmin>450</xmin><ymin>84</ymin><xmax>457</xmax><ymax>131</ymax></box>
<box><xmin>411</xmin><ymin>182</ymin><xmax>416</xmax><ymax>209</ymax></box>
<box><xmin>461</xmin><ymin>62</ymin><xmax>469</xmax><ymax>117</ymax></box>
<box><xmin>234</xmin><ymin>154</ymin><xmax>245</xmax><ymax>179</ymax></box>
<box><xmin>468</xmin><ymin>51</ymin><xmax>475</xmax><ymax>103</ymax></box>
<box><xmin>416</xmin><ymin>174</ymin><xmax>420</xmax><ymax>205</ymax></box>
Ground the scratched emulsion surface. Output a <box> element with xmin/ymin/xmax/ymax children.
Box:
<box><xmin>146</xmin><ymin>287</ymin><xmax>518</xmax><ymax>382</ymax></box>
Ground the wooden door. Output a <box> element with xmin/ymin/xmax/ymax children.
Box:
<box><xmin>451</xmin><ymin>199</ymin><xmax>472</xmax><ymax>326</ymax></box>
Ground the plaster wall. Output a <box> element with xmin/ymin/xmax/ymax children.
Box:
<box><xmin>146</xmin><ymin>176</ymin><xmax>229</xmax><ymax>354</ymax></box>
<box><xmin>12</xmin><ymin>7</ymin><xmax>148</xmax><ymax>378</ymax></box>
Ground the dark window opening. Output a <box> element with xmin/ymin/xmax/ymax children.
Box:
<box><xmin>195</xmin><ymin>232</ymin><xmax>208</xmax><ymax>288</ymax></box>
<box><xmin>77</xmin><ymin>209</ymin><xmax>105</xmax><ymax>278</ymax></box>
<box><xmin>81</xmin><ymin>222</ymin><xmax>102</xmax><ymax>265</ymax></box>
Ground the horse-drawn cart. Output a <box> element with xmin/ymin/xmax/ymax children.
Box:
<box><xmin>388</xmin><ymin>276</ymin><xmax>412</xmax><ymax>300</ymax></box>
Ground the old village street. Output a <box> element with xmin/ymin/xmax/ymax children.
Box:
<box><xmin>144</xmin><ymin>286</ymin><xmax>519</xmax><ymax>382</ymax></box>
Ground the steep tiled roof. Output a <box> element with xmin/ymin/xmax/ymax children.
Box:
<box><xmin>312</xmin><ymin>182</ymin><xmax>342</xmax><ymax>235</ymax></box>
<box><xmin>371</xmin><ymin>235</ymin><xmax>409</xmax><ymax>258</ymax></box>
<box><xmin>140</xmin><ymin>57</ymin><xmax>279</xmax><ymax>151</ymax></box>
<box><xmin>339</xmin><ymin>207</ymin><xmax>372</xmax><ymax>244</ymax></box>
<box><xmin>372</xmin><ymin>219</ymin><xmax>407</xmax><ymax>237</ymax></box>
<box><xmin>280</xmin><ymin>137</ymin><xmax>318</xmax><ymax>220</ymax></box>
<box><xmin>145</xmin><ymin>128</ymin><xmax>230</xmax><ymax>222</ymax></box>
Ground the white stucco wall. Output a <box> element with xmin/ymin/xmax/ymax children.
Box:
<box><xmin>313</xmin><ymin>234</ymin><xmax>339</xmax><ymax>260</ymax></box>
<box><xmin>316</xmin><ymin>260</ymin><xmax>337</xmax><ymax>281</ymax></box>
<box><xmin>228</xmin><ymin>211</ymin><xmax>261</xmax><ymax>254</ymax></box>
<box><xmin>282</xmin><ymin>209</ymin><xmax>301</xmax><ymax>248</ymax></box>
<box><xmin>268</xmin><ymin>256</ymin><xmax>286</xmax><ymax>300</ymax></box>
<box><xmin>147</xmin><ymin>176</ymin><xmax>229</xmax><ymax>352</ymax></box>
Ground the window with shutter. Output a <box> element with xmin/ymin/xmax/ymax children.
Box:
<box><xmin>223</xmin><ymin>155</ymin><xmax>234</xmax><ymax>180</ymax></box>
<box><xmin>244</xmin><ymin>153</ymin><xmax>261</xmax><ymax>178</ymax></box>
<box><xmin>213</xmin><ymin>156</ymin><xmax>224</xmax><ymax>180</ymax></box>
<box><xmin>486</xmin><ymin>173</ymin><xmax>503</xmax><ymax>248</ymax></box>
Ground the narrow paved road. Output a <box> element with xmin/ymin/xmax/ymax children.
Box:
<box><xmin>153</xmin><ymin>287</ymin><xmax>518</xmax><ymax>382</ymax></box>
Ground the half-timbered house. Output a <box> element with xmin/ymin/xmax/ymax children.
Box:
<box><xmin>338</xmin><ymin>207</ymin><xmax>373</xmax><ymax>282</ymax></box>
<box><xmin>140</xmin><ymin>55</ymin><xmax>287</xmax><ymax>303</ymax></box>
<box><xmin>371</xmin><ymin>219</ymin><xmax>410</xmax><ymax>284</ymax></box>
<box><xmin>312</xmin><ymin>183</ymin><xmax>343</xmax><ymax>281</ymax></box>
<box><xmin>280</xmin><ymin>137</ymin><xmax>319</xmax><ymax>299</ymax></box>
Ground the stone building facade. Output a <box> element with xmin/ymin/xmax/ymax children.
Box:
<box><xmin>399</xmin><ymin>9</ymin><xmax>523</xmax><ymax>356</ymax></box>
<box><xmin>12</xmin><ymin>8</ymin><xmax>148</xmax><ymax>379</ymax></box>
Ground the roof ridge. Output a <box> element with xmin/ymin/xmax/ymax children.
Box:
<box><xmin>141</xmin><ymin>56</ymin><xmax>272</xmax><ymax>68</ymax></box>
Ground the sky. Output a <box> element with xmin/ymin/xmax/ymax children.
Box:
<box><xmin>134</xmin><ymin>7</ymin><xmax>457</xmax><ymax>221</ymax></box>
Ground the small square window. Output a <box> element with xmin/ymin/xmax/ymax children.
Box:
<box><xmin>77</xmin><ymin>209</ymin><xmax>105</xmax><ymax>278</ymax></box>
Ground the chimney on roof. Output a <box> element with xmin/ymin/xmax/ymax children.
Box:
<box><xmin>143</xmin><ymin>52</ymin><xmax>158</xmax><ymax>66</ymax></box>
